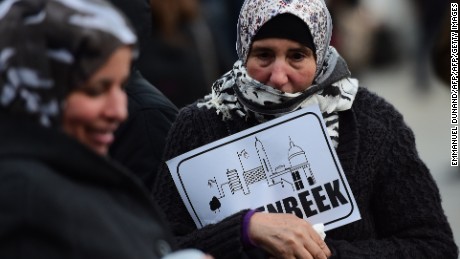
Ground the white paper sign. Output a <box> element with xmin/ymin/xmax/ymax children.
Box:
<box><xmin>167</xmin><ymin>104</ymin><xmax>360</xmax><ymax>231</ymax></box>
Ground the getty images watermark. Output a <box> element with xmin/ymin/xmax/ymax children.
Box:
<box><xmin>452</xmin><ymin>3</ymin><xmax>458</xmax><ymax>166</ymax></box>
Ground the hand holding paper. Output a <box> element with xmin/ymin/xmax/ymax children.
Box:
<box><xmin>249</xmin><ymin>212</ymin><xmax>331</xmax><ymax>258</ymax></box>
<box><xmin>166</xmin><ymin>105</ymin><xmax>360</xmax><ymax>231</ymax></box>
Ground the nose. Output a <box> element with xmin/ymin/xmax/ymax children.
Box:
<box><xmin>103</xmin><ymin>86</ymin><xmax>128</xmax><ymax>123</ymax></box>
<box><xmin>267</xmin><ymin>61</ymin><xmax>288</xmax><ymax>90</ymax></box>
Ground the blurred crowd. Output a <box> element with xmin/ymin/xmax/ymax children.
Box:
<box><xmin>134</xmin><ymin>0</ymin><xmax>243</xmax><ymax>108</ymax></box>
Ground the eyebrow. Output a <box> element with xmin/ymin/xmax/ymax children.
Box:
<box><xmin>91</xmin><ymin>78</ymin><xmax>113</xmax><ymax>88</ymax></box>
<box><xmin>289</xmin><ymin>45</ymin><xmax>311</xmax><ymax>53</ymax></box>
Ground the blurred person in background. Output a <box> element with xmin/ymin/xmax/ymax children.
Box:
<box><xmin>0</xmin><ymin>0</ymin><xmax>212</xmax><ymax>258</ymax></box>
<box><xmin>327</xmin><ymin>0</ymin><xmax>379</xmax><ymax>76</ymax></box>
<box><xmin>429</xmin><ymin>3</ymin><xmax>450</xmax><ymax>87</ymax></box>
<box><xmin>138</xmin><ymin>0</ymin><xmax>234</xmax><ymax>108</ymax></box>
<box><xmin>153</xmin><ymin>0</ymin><xmax>459</xmax><ymax>258</ymax></box>
<box><xmin>200</xmin><ymin>0</ymin><xmax>245</xmax><ymax>62</ymax></box>
<box><xmin>410</xmin><ymin>0</ymin><xmax>450</xmax><ymax>91</ymax></box>
<box><xmin>108</xmin><ymin>0</ymin><xmax>179</xmax><ymax>192</ymax></box>
<box><xmin>327</xmin><ymin>0</ymin><xmax>406</xmax><ymax>76</ymax></box>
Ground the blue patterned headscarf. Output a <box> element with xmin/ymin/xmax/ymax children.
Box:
<box><xmin>237</xmin><ymin>0</ymin><xmax>332</xmax><ymax>77</ymax></box>
<box><xmin>0</xmin><ymin>0</ymin><xmax>137</xmax><ymax>127</ymax></box>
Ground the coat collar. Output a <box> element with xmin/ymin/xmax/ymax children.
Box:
<box><xmin>0</xmin><ymin>114</ymin><xmax>145</xmax><ymax>193</ymax></box>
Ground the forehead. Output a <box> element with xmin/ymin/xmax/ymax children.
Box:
<box><xmin>85</xmin><ymin>47</ymin><xmax>132</xmax><ymax>80</ymax></box>
<box><xmin>251</xmin><ymin>38</ymin><xmax>309</xmax><ymax>50</ymax></box>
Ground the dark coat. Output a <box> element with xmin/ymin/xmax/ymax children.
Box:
<box><xmin>0</xmin><ymin>115</ymin><xmax>175</xmax><ymax>259</ymax></box>
<box><xmin>153</xmin><ymin>87</ymin><xmax>458</xmax><ymax>258</ymax></box>
<box><xmin>108</xmin><ymin>0</ymin><xmax>178</xmax><ymax>191</ymax></box>
<box><xmin>109</xmin><ymin>70</ymin><xmax>178</xmax><ymax>192</ymax></box>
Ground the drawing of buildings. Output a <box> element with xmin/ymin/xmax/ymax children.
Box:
<box><xmin>209</xmin><ymin>136</ymin><xmax>316</xmax><ymax>205</ymax></box>
<box><xmin>288</xmin><ymin>137</ymin><xmax>316</xmax><ymax>188</ymax></box>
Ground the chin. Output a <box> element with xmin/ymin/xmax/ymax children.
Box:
<box><xmin>89</xmin><ymin>144</ymin><xmax>108</xmax><ymax>156</ymax></box>
<box><xmin>96</xmin><ymin>147</ymin><xmax>108</xmax><ymax>156</ymax></box>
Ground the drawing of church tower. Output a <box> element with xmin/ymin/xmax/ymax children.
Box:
<box><xmin>255</xmin><ymin>137</ymin><xmax>273</xmax><ymax>183</ymax></box>
<box><xmin>288</xmin><ymin>137</ymin><xmax>315</xmax><ymax>190</ymax></box>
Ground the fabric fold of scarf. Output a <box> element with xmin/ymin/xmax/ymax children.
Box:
<box><xmin>198</xmin><ymin>47</ymin><xmax>358</xmax><ymax>148</ymax></box>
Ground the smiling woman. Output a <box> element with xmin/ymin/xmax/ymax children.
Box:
<box><xmin>63</xmin><ymin>47</ymin><xmax>131</xmax><ymax>155</ymax></box>
<box><xmin>0</xmin><ymin>0</ymin><xmax>179</xmax><ymax>258</ymax></box>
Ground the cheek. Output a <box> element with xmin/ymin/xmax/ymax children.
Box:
<box><xmin>296</xmin><ymin>62</ymin><xmax>316</xmax><ymax>90</ymax></box>
<box><xmin>62</xmin><ymin>95</ymin><xmax>96</xmax><ymax>136</ymax></box>
<box><xmin>246</xmin><ymin>60</ymin><xmax>269</xmax><ymax>83</ymax></box>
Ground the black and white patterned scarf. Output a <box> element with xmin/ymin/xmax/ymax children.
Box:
<box><xmin>0</xmin><ymin>0</ymin><xmax>136</xmax><ymax>127</ymax></box>
<box><xmin>197</xmin><ymin>0</ymin><xmax>358</xmax><ymax>148</ymax></box>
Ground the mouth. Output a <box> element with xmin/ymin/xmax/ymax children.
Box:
<box><xmin>87</xmin><ymin>126</ymin><xmax>117</xmax><ymax>147</ymax></box>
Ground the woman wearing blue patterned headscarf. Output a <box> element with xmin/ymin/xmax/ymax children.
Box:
<box><xmin>0</xmin><ymin>0</ymin><xmax>178</xmax><ymax>258</ymax></box>
<box><xmin>152</xmin><ymin>0</ymin><xmax>458</xmax><ymax>258</ymax></box>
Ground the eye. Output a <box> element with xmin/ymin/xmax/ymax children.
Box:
<box><xmin>290</xmin><ymin>51</ymin><xmax>306</xmax><ymax>62</ymax></box>
<box><xmin>80</xmin><ymin>80</ymin><xmax>111</xmax><ymax>97</ymax></box>
<box><xmin>120</xmin><ymin>78</ymin><xmax>129</xmax><ymax>92</ymax></box>
<box><xmin>249</xmin><ymin>49</ymin><xmax>274</xmax><ymax>66</ymax></box>
<box><xmin>288</xmin><ymin>47</ymin><xmax>315</xmax><ymax>63</ymax></box>
<box><xmin>256</xmin><ymin>51</ymin><xmax>272</xmax><ymax>60</ymax></box>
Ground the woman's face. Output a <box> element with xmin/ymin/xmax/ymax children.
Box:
<box><xmin>62</xmin><ymin>46</ymin><xmax>131</xmax><ymax>155</ymax></box>
<box><xmin>246</xmin><ymin>38</ymin><xmax>316</xmax><ymax>93</ymax></box>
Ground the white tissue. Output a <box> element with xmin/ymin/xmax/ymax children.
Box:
<box><xmin>313</xmin><ymin>223</ymin><xmax>326</xmax><ymax>240</ymax></box>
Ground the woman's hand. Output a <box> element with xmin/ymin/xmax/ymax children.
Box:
<box><xmin>249</xmin><ymin>212</ymin><xmax>331</xmax><ymax>259</ymax></box>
